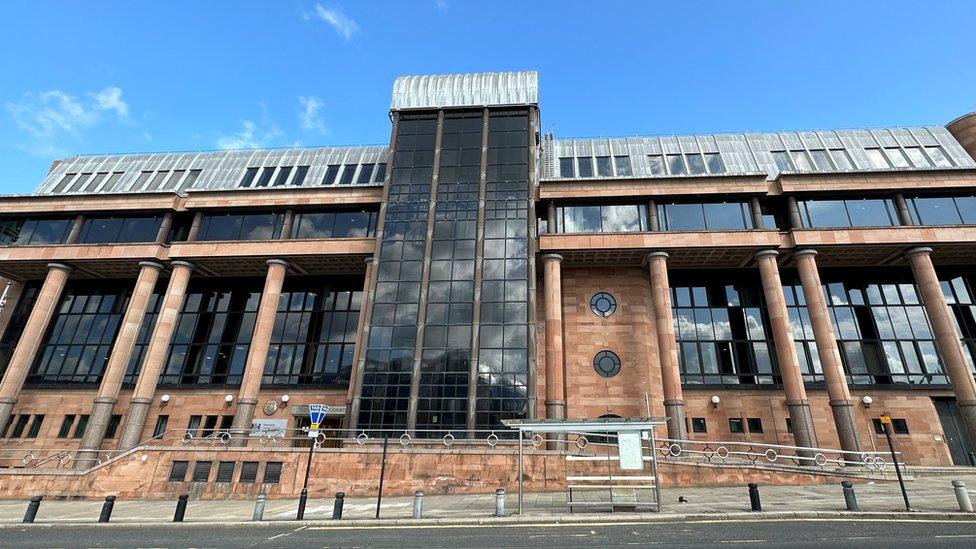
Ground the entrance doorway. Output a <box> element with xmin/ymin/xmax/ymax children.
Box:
<box><xmin>933</xmin><ymin>398</ymin><xmax>976</xmax><ymax>466</ymax></box>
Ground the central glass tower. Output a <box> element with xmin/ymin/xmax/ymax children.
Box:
<box><xmin>350</xmin><ymin>72</ymin><xmax>540</xmax><ymax>436</ymax></box>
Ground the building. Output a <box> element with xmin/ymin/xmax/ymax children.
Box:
<box><xmin>1</xmin><ymin>70</ymin><xmax>976</xmax><ymax>489</ymax></box>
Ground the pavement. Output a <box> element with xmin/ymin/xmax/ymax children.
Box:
<box><xmin>1</xmin><ymin>473</ymin><xmax>975</xmax><ymax>526</ymax></box>
<box><xmin>2</xmin><ymin>519</ymin><xmax>976</xmax><ymax>548</ymax></box>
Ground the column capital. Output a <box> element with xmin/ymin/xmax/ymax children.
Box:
<box><xmin>46</xmin><ymin>262</ymin><xmax>73</xmax><ymax>274</ymax></box>
<box><xmin>541</xmin><ymin>253</ymin><xmax>563</xmax><ymax>263</ymax></box>
<box><xmin>137</xmin><ymin>260</ymin><xmax>165</xmax><ymax>271</ymax></box>
<box><xmin>754</xmin><ymin>249</ymin><xmax>780</xmax><ymax>259</ymax></box>
<box><xmin>364</xmin><ymin>257</ymin><xmax>377</xmax><ymax>265</ymax></box>
<box><xmin>170</xmin><ymin>260</ymin><xmax>195</xmax><ymax>271</ymax></box>
<box><xmin>645</xmin><ymin>250</ymin><xmax>669</xmax><ymax>261</ymax></box>
<box><xmin>904</xmin><ymin>246</ymin><xmax>934</xmax><ymax>259</ymax></box>
<box><xmin>793</xmin><ymin>249</ymin><xmax>818</xmax><ymax>258</ymax></box>
<box><xmin>0</xmin><ymin>397</ymin><xmax>16</xmax><ymax>405</ymax></box>
<box><xmin>266</xmin><ymin>258</ymin><xmax>290</xmax><ymax>269</ymax></box>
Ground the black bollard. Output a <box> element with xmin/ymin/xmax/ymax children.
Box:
<box><xmin>98</xmin><ymin>495</ymin><xmax>117</xmax><ymax>523</ymax></box>
<box><xmin>23</xmin><ymin>496</ymin><xmax>42</xmax><ymax>523</ymax></box>
<box><xmin>173</xmin><ymin>494</ymin><xmax>189</xmax><ymax>522</ymax></box>
<box><xmin>748</xmin><ymin>483</ymin><xmax>762</xmax><ymax>512</ymax></box>
<box><xmin>841</xmin><ymin>481</ymin><xmax>859</xmax><ymax>511</ymax></box>
<box><xmin>332</xmin><ymin>492</ymin><xmax>345</xmax><ymax>520</ymax></box>
<box><xmin>297</xmin><ymin>488</ymin><xmax>308</xmax><ymax>520</ymax></box>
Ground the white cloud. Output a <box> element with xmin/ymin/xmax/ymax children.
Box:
<box><xmin>90</xmin><ymin>86</ymin><xmax>129</xmax><ymax>118</ymax></box>
<box><xmin>298</xmin><ymin>95</ymin><xmax>326</xmax><ymax>133</ymax></box>
<box><xmin>435</xmin><ymin>0</ymin><xmax>448</xmax><ymax>10</ymax></box>
<box><xmin>5</xmin><ymin>86</ymin><xmax>130</xmax><ymax>155</ymax></box>
<box><xmin>309</xmin><ymin>4</ymin><xmax>359</xmax><ymax>40</ymax></box>
<box><xmin>215</xmin><ymin>119</ymin><xmax>283</xmax><ymax>150</ymax></box>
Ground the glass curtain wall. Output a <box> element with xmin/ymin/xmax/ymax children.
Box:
<box><xmin>359</xmin><ymin>113</ymin><xmax>437</xmax><ymax>433</ymax></box>
<box><xmin>262</xmin><ymin>277</ymin><xmax>362</xmax><ymax>386</ymax></box>
<box><xmin>783</xmin><ymin>269</ymin><xmax>949</xmax><ymax>385</ymax></box>
<box><xmin>416</xmin><ymin>111</ymin><xmax>480</xmax><ymax>435</ymax></box>
<box><xmin>476</xmin><ymin>109</ymin><xmax>530</xmax><ymax>430</ymax></box>
<box><xmin>672</xmin><ymin>273</ymin><xmax>779</xmax><ymax>386</ymax></box>
<box><xmin>0</xmin><ymin>285</ymin><xmax>40</xmax><ymax>378</ymax></box>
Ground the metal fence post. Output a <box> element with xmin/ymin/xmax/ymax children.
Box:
<box><xmin>841</xmin><ymin>481</ymin><xmax>859</xmax><ymax>511</ymax></box>
<box><xmin>748</xmin><ymin>483</ymin><xmax>761</xmax><ymax>512</ymax></box>
<box><xmin>173</xmin><ymin>494</ymin><xmax>188</xmax><ymax>522</ymax></box>
<box><xmin>98</xmin><ymin>495</ymin><xmax>116</xmax><ymax>523</ymax></box>
<box><xmin>495</xmin><ymin>488</ymin><xmax>505</xmax><ymax>517</ymax></box>
<box><xmin>252</xmin><ymin>493</ymin><xmax>267</xmax><ymax>521</ymax></box>
<box><xmin>412</xmin><ymin>490</ymin><xmax>424</xmax><ymax>519</ymax></box>
<box><xmin>332</xmin><ymin>492</ymin><xmax>345</xmax><ymax>520</ymax></box>
<box><xmin>23</xmin><ymin>496</ymin><xmax>42</xmax><ymax>523</ymax></box>
<box><xmin>952</xmin><ymin>480</ymin><xmax>974</xmax><ymax>512</ymax></box>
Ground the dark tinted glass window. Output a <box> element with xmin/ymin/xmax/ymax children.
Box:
<box><xmin>613</xmin><ymin>156</ymin><xmax>632</xmax><ymax>176</ymax></box>
<box><xmin>239</xmin><ymin>461</ymin><xmax>259</xmax><ymax>482</ymax></box>
<box><xmin>357</xmin><ymin>164</ymin><xmax>375</xmax><ymax>184</ymax></box>
<box><xmin>660</xmin><ymin>203</ymin><xmax>705</xmax><ymax>231</ymax></box>
<box><xmin>339</xmin><ymin>164</ymin><xmax>357</xmax><ymax>185</ymax></box>
<box><xmin>273</xmin><ymin>166</ymin><xmax>293</xmax><ymax>186</ymax></box>
<box><xmin>293</xmin><ymin>210</ymin><xmax>376</xmax><ymax>239</ymax></box>
<box><xmin>73</xmin><ymin>414</ymin><xmax>89</xmax><ymax>438</ymax></box>
<box><xmin>216</xmin><ymin>461</ymin><xmax>235</xmax><ymax>482</ymax></box>
<box><xmin>686</xmin><ymin>154</ymin><xmax>706</xmax><ymax>175</ymax></box>
<box><xmin>169</xmin><ymin>461</ymin><xmax>188</xmax><ymax>481</ymax></box>
<box><xmin>57</xmin><ymin>415</ymin><xmax>76</xmax><ymax>438</ymax></box>
<box><xmin>800</xmin><ymin>199</ymin><xmax>896</xmax><ymax>228</ymax></box>
<box><xmin>153</xmin><ymin>415</ymin><xmax>169</xmax><ymax>439</ymax></box>
<box><xmin>729</xmin><ymin>418</ymin><xmax>744</xmax><ymax>433</ymax></box>
<box><xmin>199</xmin><ymin>213</ymin><xmax>282</xmax><ymax>241</ymax></box>
<box><xmin>746</xmin><ymin>417</ymin><xmax>763</xmax><ymax>433</ymax></box>
<box><xmin>373</xmin><ymin>163</ymin><xmax>387</xmax><ymax>182</ymax></box>
<box><xmin>14</xmin><ymin>219</ymin><xmax>73</xmax><ymax>245</ymax></box>
<box><xmin>239</xmin><ymin>167</ymin><xmax>259</xmax><ymax>187</ymax></box>
<box><xmin>191</xmin><ymin>461</ymin><xmax>212</xmax><ymax>482</ymax></box>
<box><xmin>292</xmin><ymin>165</ymin><xmax>310</xmax><ymax>186</ymax></box>
<box><xmin>239</xmin><ymin>213</ymin><xmax>280</xmax><ymax>240</ymax></box>
<box><xmin>691</xmin><ymin>417</ymin><xmax>707</xmax><ymax>433</ymax></box>
<box><xmin>263</xmin><ymin>462</ymin><xmax>283</xmax><ymax>483</ymax></box>
<box><xmin>104</xmin><ymin>414</ymin><xmax>122</xmax><ymax>438</ymax></box>
<box><xmin>25</xmin><ymin>415</ymin><xmax>44</xmax><ymax>438</ymax></box>
<box><xmin>255</xmin><ymin>168</ymin><xmax>275</xmax><ymax>187</ymax></box>
<box><xmin>577</xmin><ymin>157</ymin><xmax>593</xmax><ymax>178</ymax></box>
<box><xmin>593</xmin><ymin>350</ymin><xmax>621</xmax><ymax>378</ymax></box>
<box><xmin>595</xmin><ymin>156</ymin><xmax>612</xmax><ymax>176</ymax></box>
<box><xmin>701</xmin><ymin>203</ymin><xmax>751</xmax><ymax>230</ymax></box>
<box><xmin>323</xmin><ymin>165</ymin><xmax>341</xmax><ymax>185</ymax></box>
<box><xmin>80</xmin><ymin>216</ymin><xmax>160</xmax><ymax>244</ymax></box>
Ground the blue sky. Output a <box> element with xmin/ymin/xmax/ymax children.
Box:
<box><xmin>1</xmin><ymin>1</ymin><xmax>974</xmax><ymax>194</ymax></box>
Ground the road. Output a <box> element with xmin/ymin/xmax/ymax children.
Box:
<box><xmin>2</xmin><ymin>519</ymin><xmax>975</xmax><ymax>548</ymax></box>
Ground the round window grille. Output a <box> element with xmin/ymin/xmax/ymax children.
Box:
<box><xmin>593</xmin><ymin>350</ymin><xmax>621</xmax><ymax>378</ymax></box>
<box><xmin>590</xmin><ymin>292</ymin><xmax>617</xmax><ymax>317</ymax></box>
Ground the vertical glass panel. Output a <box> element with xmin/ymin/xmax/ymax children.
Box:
<box><xmin>702</xmin><ymin>203</ymin><xmax>749</xmax><ymax>230</ymax></box>
<box><xmin>663</xmin><ymin>204</ymin><xmax>705</xmax><ymax>231</ymax></box>
<box><xmin>666</xmin><ymin>154</ymin><xmax>686</xmax><ymax>175</ymax></box>
<box><xmin>829</xmin><ymin>149</ymin><xmax>853</xmax><ymax>170</ymax></box>
<box><xmin>595</xmin><ymin>156</ymin><xmax>612</xmax><ymax>176</ymax></box>
<box><xmin>647</xmin><ymin>155</ymin><xmax>665</xmax><ymax>175</ymax></box>
<box><xmin>613</xmin><ymin>155</ymin><xmax>632</xmax><ymax>176</ymax></box>
<box><xmin>577</xmin><ymin>157</ymin><xmax>593</xmax><ymax>178</ymax></box>
<box><xmin>686</xmin><ymin>154</ymin><xmax>706</xmax><ymax>175</ymax></box>
<box><xmin>865</xmin><ymin>148</ymin><xmax>890</xmax><ymax>169</ymax></box>
<box><xmin>559</xmin><ymin>157</ymin><xmax>575</xmax><ymax>177</ymax></box>
<box><xmin>846</xmin><ymin>199</ymin><xmax>895</xmax><ymax>227</ymax></box>
<box><xmin>911</xmin><ymin>197</ymin><xmax>963</xmax><ymax>225</ymax></box>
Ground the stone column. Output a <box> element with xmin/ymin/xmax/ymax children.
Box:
<box><xmin>155</xmin><ymin>213</ymin><xmax>173</xmax><ymax>244</ymax></box>
<box><xmin>117</xmin><ymin>261</ymin><xmax>194</xmax><ymax>449</ymax></box>
<box><xmin>75</xmin><ymin>261</ymin><xmax>163</xmax><ymax>468</ymax></box>
<box><xmin>906</xmin><ymin>247</ymin><xmax>976</xmax><ymax>446</ymax></box>
<box><xmin>546</xmin><ymin>203</ymin><xmax>557</xmax><ymax>234</ymax></box>
<box><xmin>647</xmin><ymin>200</ymin><xmax>659</xmax><ymax>231</ymax></box>
<box><xmin>646</xmin><ymin>252</ymin><xmax>687</xmax><ymax>442</ymax></box>
<box><xmin>229</xmin><ymin>259</ymin><xmax>289</xmax><ymax>443</ymax></box>
<box><xmin>750</xmin><ymin>197</ymin><xmax>765</xmax><ymax>229</ymax></box>
<box><xmin>280</xmin><ymin>210</ymin><xmax>295</xmax><ymax>239</ymax></box>
<box><xmin>894</xmin><ymin>193</ymin><xmax>913</xmax><ymax>226</ymax></box>
<box><xmin>755</xmin><ymin>250</ymin><xmax>818</xmax><ymax>456</ymax></box>
<box><xmin>794</xmin><ymin>250</ymin><xmax>861</xmax><ymax>460</ymax></box>
<box><xmin>186</xmin><ymin>212</ymin><xmax>203</xmax><ymax>242</ymax></box>
<box><xmin>65</xmin><ymin>215</ymin><xmax>85</xmax><ymax>244</ymax></box>
<box><xmin>0</xmin><ymin>263</ymin><xmax>72</xmax><ymax>432</ymax></box>
<box><xmin>345</xmin><ymin>258</ymin><xmax>375</xmax><ymax>430</ymax></box>
<box><xmin>786</xmin><ymin>197</ymin><xmax>803</xmax><ymax>229</ymax></box>
<box><xmin>542</xmin><ymin>254</ymin><xmax>566</xmax><ymax>424</ymax></box>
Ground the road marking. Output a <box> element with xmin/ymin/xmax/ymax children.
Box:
<box><xmin>268</xmin><ymin>525</ymin><xmax>307</xmax><ymax>540</ymax></box>
<box><xmin>720</xmin><ymin>541</ymin><xmax>765</xmax><ymax>544</ymax></box>
<box><xmin>934</xmin><ymin>534</ymin><xmax>976</xmax><ymax>538</ymax></box>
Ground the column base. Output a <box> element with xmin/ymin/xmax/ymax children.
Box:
<box><xmin>958</xmin><ymin>401</ymin><xmax>976</xmax><ymax>460</ymax></box>
<box><xmin>787</xmin><ymin>401</ymin><xmax>819</xmax><ymax>465</ymax></box>
<box><xmin>229</xmin><ymin>400</ymin><xmax>258</xmax><ymax>447</ymax></box>
<box><xmin>828</xmin><ymin>400</ymin><xmax>863</xmax><ymax>464</ymax></box>
<box><xmin>545</xmin><ymin>400</ymin><xmax>566</xmax><ymax>450</ymax></box>
<box><xmin>75</xmin><ymin>399</ymin><xmax>118</xmax><ymax>470</ymax></box>
<box><xmin>117</xmin><ymin>399</ymin><xmax>152</xmax><ymax>450</ymax></box>
<box><xmin>0</xmin><ymin>399</ymin><xmax>15</xmax><ymax>439</ymax></box>
<box><xmin>664</xmin><ymin>400</ymin><xmax>687</xmax><ymax>445</ymax></box>
<box><xmin>347</xmin><ymin>396</ymin><xmax>362</xmax><ymax>437</ymax></box>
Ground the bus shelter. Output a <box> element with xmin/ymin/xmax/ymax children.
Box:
<box><xmin>502</xmin><ymin>417</ymin><xmax>668</xmax><ymax>514</ymax></box>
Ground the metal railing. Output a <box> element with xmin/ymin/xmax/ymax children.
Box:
<box><xmin>656</xmin><ymin>437</ymin><xmax>897</xmax><ymax>471</ymax></box>
<box><xmin>0</xmin><ymin>447</ymin><xmax>125</xmax><ymax>470</ymax></box>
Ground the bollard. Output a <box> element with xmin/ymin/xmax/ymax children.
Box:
<box><xmin>173</xmin><ymin>494</ymin><xmax>188</xmax><ymax>522</ymax></box>
<box><xmin>98</xmin><ymin>495</ymin><xmax>116</xmax><ymax>523</ymax></box>
<box><xmin>952</xmin><ymin>480</ymin><xmax>974</xmax><ymax>513</ymax></box>
<box><xmin>23</xmin><ymin>496</ymin><xmax>42</xmax><ymax>524</ymax></box>
<box><xmin>841</xmin><ymin>481</ymin><xmax>859</xmax><ymax>511</ymax></box>
<box><xmin>495</xmin><ymin>488</ymin><xmax>505</xmax><ymax>517</ymax></box>
<box><xmin>252</xmin><ymin>493</ymin><xmax>267</xmax><ymax>521</ymax></box>
<box><xmin>297</xmin><ymin>488</ymin><xmax>308</xmax><ymax>520</ymax></box>
<box><xmin>332</xmin><ymin>492</ymin><xmax>345</xmax><ymax>520</ymax></box>
<box><xmin>412</xmin><ymin>490</ymin><xmax>424</xmax><ymax>519</ymax></box>
<box><xmin>748</xmin><ymin>483</ymin><xmax>762</xmax><ymax>512</ymax></box>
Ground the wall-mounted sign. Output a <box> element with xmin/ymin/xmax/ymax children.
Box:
<box><xmin>618</xmin><ymin>430</ymin><xmax>644</xmax><ymax>470</ymax></box>
<box><xmin>249</xmin><ymin>419</ymin><xmax>287</xmax><ymax>438</ymax></box>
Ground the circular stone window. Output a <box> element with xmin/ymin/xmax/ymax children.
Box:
<box><xmin>590</xmin><ymin>292</ymin><xmax>617</xmax><ymax>317</ymax></box>
<box><xmin>593</xmin><ymin>350</ymin><xmax>621</xmax><ymax>378</ymax></box>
